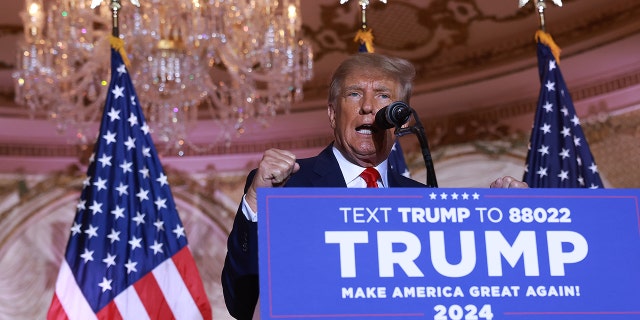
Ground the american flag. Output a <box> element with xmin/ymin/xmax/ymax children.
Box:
<box><xmin>389</xmin><ymin>141</ymin><xmax>411</xmax><ymax>178</ymax></box>
<box><xmin>47</xmin><ymin>44</ymin><xmax>212</xmax><ymax>319</ymax></box>
<box><xmin>523</xmin><ymin>34</ymin><xmax>604</xmax><ymax>188</ymax></box>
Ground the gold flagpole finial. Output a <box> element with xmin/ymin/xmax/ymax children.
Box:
<box><xmin>519</xmin><ymin>0</ymin><xmax>563</xmax><ymax>31</ymax></box>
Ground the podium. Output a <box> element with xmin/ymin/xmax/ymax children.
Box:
<box><xmin>258</xmin><ymin>188</ymin><xmax>640</xmax><ymax>319</ymax></box>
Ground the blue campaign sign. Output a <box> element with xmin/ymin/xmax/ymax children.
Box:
<box><xmin>257</xmin><ymin>188</ymin><xmax>640</xmax><ymax>320</ymax></box>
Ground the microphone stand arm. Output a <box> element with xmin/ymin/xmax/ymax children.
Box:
<box><xmin>394</xmin><ymin>110</ymin><xmax>438</xmax><ymax>188</ymax></box>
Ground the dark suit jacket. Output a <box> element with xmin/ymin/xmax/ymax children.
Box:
<box><xmin>221</xmin><ymin>144</ymin><xmax>425</xmax><ymax>319</ymax></box>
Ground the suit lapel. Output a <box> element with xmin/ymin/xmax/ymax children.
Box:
<box><xmin>310</xmin><ymin>145</ymin><xmax>347</xmax><ymax>187</ymax></box>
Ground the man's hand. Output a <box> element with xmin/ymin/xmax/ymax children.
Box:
<box><xmin>245</xmin><ymin>149</ymin><xmax>301</xmax><ymax>212</ymax></box>
<box><xmin>490</xmin><ymin>176</ymin><xmax>529</xmax><ymax>188</ymax></box>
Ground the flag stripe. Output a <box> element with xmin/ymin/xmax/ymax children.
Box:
<box><xmin>51</xmin><ymin>260</ymin><xmax>97</xmax><ymax>320</ymax></box>
<box><xmin>153</xmin><ymin>249</ymin><xmax>204</xmax><ymax>320</ymax></box>
<box><xmin>96</xmin><ymin>301</ymin><xmax>123</xmax><ymax>320</ymax></box>
<box><xmin>46</xmin><ymin>294</ymin><xmax>69</xmax><ymax>320</ymax></box>
<box><xmin>172</xmin><ymin>247</ymin><xmax>212</xmax><ymax>318</ymax></box>
<box><xmin>114</xmin><ymin>285</ymin><xmax>150</xmax><ymax>320</ymax></box>
<box><xmin>134</xmin><ymin>272</ymin><xmax>174</xmax><ymax>319</ymax></box>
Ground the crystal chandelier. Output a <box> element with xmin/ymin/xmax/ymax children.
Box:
<box><xmin>13</xmin><ymin>0</ymin><xmax>314</xmax><ymax>151</ymax></box>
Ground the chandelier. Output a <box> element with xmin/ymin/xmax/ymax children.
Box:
<box><xmin>13</xmin><ymin>0</ymin><xmax>313</xmax><ymax>151</ymax></box>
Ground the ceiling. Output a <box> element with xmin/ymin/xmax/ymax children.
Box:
<box><xmin>1</xmin><ymin>0</ymin><xmax>640</xmax><ymax>173</ymax></box>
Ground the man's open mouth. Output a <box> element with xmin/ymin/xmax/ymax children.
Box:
<box><xmin>356</xmin><ymin>124</ymin><xmax>377</xmax><ymax>135</ymax></box>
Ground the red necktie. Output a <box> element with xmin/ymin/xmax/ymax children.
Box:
<box><xmin>360</xmin><ymin>167</ymin><xmax>381</xmax><ymax>188</ymax></box>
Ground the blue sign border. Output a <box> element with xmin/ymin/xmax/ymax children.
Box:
<box><xmin>258</xmin><ymin>188</ymin><xmax>640</xmax><ymax>319</ymax></box>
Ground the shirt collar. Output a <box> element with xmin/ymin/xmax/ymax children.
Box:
<box><xmin>332</xmin><ymin>146</ymin><xmax>388</xmax><ymax>187</ymax></box>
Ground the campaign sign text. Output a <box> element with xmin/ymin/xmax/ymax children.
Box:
<box><xmin>257</xmin><ymin>188</ymin><xmax>640</xmax><ymax>319</ymax></box>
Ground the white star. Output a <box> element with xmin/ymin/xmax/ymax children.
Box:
<box><xmin>559</xmin><ymin>148</ymin><xmax>570</xmax><ymax>159</ymax></box>
<box><xmin>98</xmin><ymin>154</ymin><xmax>112</xmax><ymax>168</ymax></box>
<box><xmin>103</xmin><ymin>253</ymin><xmax>117</xmax><ymax>267</ymax></box>
<box><xmin>542</xmin><ymin>101</ymin><xmax>553</xmax><ymax>112</ymax></box>
<box><xmin>154</xmin><ymin>218</ymin><xmax>165</xmax><ymax>231</ymax></box>
<box><xmin>120</xmin><ymin>160</ymin><xmax>133</xmax><ymax>173</ymax></box>
<box><xmin>128</xmin><ymin>113</ymin><xmax>138</xmax><ymax>127</ymax></box>
<box><xmin>589</xmin><ymin>162</ymin><xmax>599</xmax><ymax>174</ymax></box>
<box><xmin>150</xmin><ymin>240</ymin><xmax>164</xmax><ymax>254</ymax></box>
<box><xmin>124</xmin><ymin>136</ymin><xmax>136</xmax><ymax>150</ymax></box>
<box><xmin>439</xmin><ymin>192</ymin><xmax>448</xmax><ymax>200</ymax></box>
<box><xmin>82</xmin><ymin>176</ymin><xmax>91</xmax><ymax>188</ymax></box>
<box><xmin>561</xmin><ymin>106</ymin><xmax>569</xmax><ymax>116</ymax></box>
<box><xmin>139</xmin><ymin>167</ymin><xmax>150</xmax><ymax>179</ymax></box>
<box><xmin>85</xmin><ymin>224</ymin><xmax>99</xmax><ymax>238</ymax></box>
<box><xmin>103</xmin><ymin>130</ymin><xmax>117</xmax><ymax>145</ymax></box>
<box><xmin>451</xmin><ymin>192</ymin><xmax>459</xmax><ymax>200</ymax></box>
<box><xmin>578</xmin><ymin>176</ymin><xmax>585</xmax><ymax>186</ymax></box>
<box><xmin>472</xmin><ymin>193</ymin><xmax>480</xmax><ymax>200</ymax></box>
<box><xmin>561</xmin><ymin>126</ymin><xmax>571</xmax><ymax>137</ymax></box>
<box><xmin>461</xmin><ymin>192</ymin><xmax>469</xmax><ymax>200</ymax></box>
<box><xmin>157</xmin><ymin>173</ymin><xmax>169</xmax><ymax>187</ymax></box>
<box><xmin>71</xmin><ymin>222</ymin><xmax>82</xmax><ymax>235</ymax></box>
<box><xmin>545</xmin><ymin>80</ymin><xmax>555</xmax><ymax>92</ymax></box>
<box><xmin>115</xmin><ymin>182</ymin><xmax>129</xmax><ymax>196</ymax></box>
<box><xmin>125</xmin><ymin>259</ymin><xmax>138</xmax><ymax>274</ymax></box>
<box><xmin>112</xmin><ymin>85</ymin><xmax>125</xmax><ymax>99</ymax></box>
<box><xmin>558</xmin><ymin>170</ymin><xmax>569</xmax><ymax>181</ymax></box>
<box><xmin>107</xmin><ymin>228</ymin><xmax>121</xmax><ymax>243</ymax></box>
<box><xmin>173</xmin><ymin>225</ymin><xmax>185</xmax><ymax>238</ymax></box>
<box><xmin>129</xmin><ymin>236</ymin><xmax>142</xmax><ymax>250</ymax></box>
<box><xmin>130</xmin><ymin>95</ymin><xmax>136</xmax><ymax>105</ymax></box>
<box><xmin>429</xmin><ymin>192</ymin><xmax>437</xmax><ymax>200</ymax></box>
<box><xmin>107</xmin><ymin>108</ymin><xmax>120</xmax><ymax>122</ymax></box>
<box><xmin>117</xmin><ymin>63</ymin><xmax>127</xmax><ymax>75</ymax></box>
<box><xmin>136</xmin><ymin>188</ymin><xmax>149</xmax><ymax>201</ymax></box>
<box><xmin>94</xmin><ymin>177</ymin><xmax>108</xmax><ymax>191</ymax></box>
<box><xmin>142</xmin><ymin>147</ymin><xmax>151</xmax><ymax>157</ymax></box>
<box><xmin>155</xmin><ymin>197</ymin><xmax>168</xmax><ymax>210</ymax></box>
<box><xmin>536</xmin><ymin>166</ymin><xmax>548</xmax><ymax>178</ymax></box>
<box><xmin>571</xmin><ymin>115</ymin><xmax>581</xmax><ymax>126</ymax></box>
<box><xmin>98</xmin><ymin>277</ymin><xmax>112</xmax><ymax>292</ymax></box>
<box><xmin>573</xmin><ymin>136</ymin><xmax>582</xmax><ymax>147</ymax></box>
<box><xmin>141</xmin><ymin>123</ymin><xmax>150</xmax><ymax>135</ymax></box>
<box><xmin>589</xmin><ymin>183</ymin><xmax>600</xmax><ymax>189</ymax></box>
<box><xmin>540</xmin><ymin>123</ymin><xmax>551</xmax><ymax>134</ymax></box>
<box><xmin>132</xmin><ymin>211</ymin><xmax>146</xmax><ymax>226</ymax></box>
<box><xmin>549</xmin><ymin>60</ymin><xmax>557</xmax><ymax>71</ymax></box>
<box><xmin>89</xmin><ymin>201</ymin><xmax>103</xmax><ymax>215</ymax></box>
<box><xmin>80</xmin><ymin>248</ymin><xmax>94</xmax><ymax>263</ymax></box>
<box><xmin>111</xmin><ymin>205</ymin><xmax>125</xmax><ymax>220</ymax></box>
<box><xmin>76</xmin><ymin>199</ymin><xmax>86</xmax><ymax>211</ymax></box>
<box><xmin>537</xmin><ymin>145</ymin><xmax>550</xmax><ymax>156</ymax></box>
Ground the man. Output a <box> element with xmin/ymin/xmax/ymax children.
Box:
<box><xmin>221</xmin><ymin>53</ymin><xmax>527</xmax><ymax>319</ymax></box>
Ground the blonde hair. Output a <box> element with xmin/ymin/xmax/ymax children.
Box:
<box><xmin>328</xmin><ymin>53</ymin><xmax>416</xmax><ymax>105</ymax></box>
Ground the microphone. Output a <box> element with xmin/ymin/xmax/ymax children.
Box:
<box><xmin>375</xmin><ymin>101</ymin><xmax>413</xmax><ymax>129</ymax></box>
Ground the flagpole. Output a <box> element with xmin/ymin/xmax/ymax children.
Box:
<box><xmin>535</xmin><ymin>0</ymin><xmax>547</xmax><ymax>31</ymax></box>
<box><xmin>518</xmin><ymin>0</ymin><xmax>564</xmax><ymax>31</ymax></box>
<box><xmin>110</xmin><ymin>0</ymin><xmax>122</xmax><ymax>37</ymax></box>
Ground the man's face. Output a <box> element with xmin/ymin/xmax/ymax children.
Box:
<box><xmin>328</xmin><ymin>70</ymin><xmax>399</xmax><ymax>167</ymax></box>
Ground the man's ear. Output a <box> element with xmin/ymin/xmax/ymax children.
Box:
<box><xmin>327</xmin><ymin>103</ymin><xmax>336</xmax><ymax>129</ymax></box>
